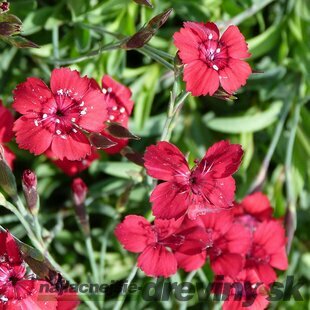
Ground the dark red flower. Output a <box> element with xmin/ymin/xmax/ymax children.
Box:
<box><xmin>176</xmin><ymin>212</ymin><xmax>251</xmax><ymax>278</ymax></box>
<box><xmin>144</xmin><ymin>140</ymin><xmax>243</xmax><ymax>220</ymax></box>
<box><xmin>99</xmin><ymin>75</ymin><xmax>134</xmax><ymax>154</ymax></box>
<box><xmin>232</xmin><ymin>192</ymin><xmax>273</xmax><ymax>231</ymax></box>
<box><xmin>245</xmin><ymin>220</ymin><xmax>288</xmax><ymax>284</ymax></box>
<box><xmin>115</xmin><ymin>215</ymin><xmax>206</xmax><ymax>278</ymax></box>
<box><xmin>173</xmin><ymin>22</ymin><xmax>252</xmax><ymax>96</ymax></box>
<box><xmin>13</xmin><ymin>68</ymin><xmax>107</xmax><ymax>160</ymax></box>
<box><xmin>0</xmin><ymin>101</ymin><xmax>15</xmax><ymax>169</ymax></box>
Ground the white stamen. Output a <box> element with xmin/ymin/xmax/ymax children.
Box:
<box><xmin>213</xmin><ymin>64</ymin><xmax>219</xmax><ymax>71</ymax></box>
<box><xmin>57</xmin><ymin>89</ymin><xmax>64</xmax><ymax>95</ymax></box>
<box><xmin>102</xmin><ymin>88</ymin><xmax>107</xmax><ymax>94</ymax></box>
<box><xmin>34</xmin><ymin>120</ymin><xmax>39</xmax><ymax>127</ymax></box>
<box><xmin>71</xmin><ymin>117</ymin><xmax>76</xmax><ymax>122</ymax></box>
<box><xmin>56</xmin><ymin>130</ymin><xmax>62</xmax><ymax>135</ymax></box>
<box><xmin>42</xmin><ymin>113</ymin><xmax>47</xmax><ymax>119</ymax></box>
<box><xmin>60</xmin><ymin>135</ymin><xmax>67</xmax><ymax>140</ymax></box>
<box><xmin>73</xmin><ymin>128</ymin><xmax>78</xmax><ymax>133</ymax></box>
<box><xmin>216</xmin><ymin>48</ymin><xmax>221</xmax><ymax>53</ymax></box>
<box><xmin>208</xmin><ymin>33</ymin><xmax>213</xmax><ymax>40</ymax></box>
<box><xmin>210</xmin><ymin>54</ymin><xmax>214</xmax><ymax>60</ymax></box>
<box><xmin>119</xmin><ymin>107</ymin><xmax>125</xmax><ymax>113</ymax></box>
<box><xmin>55</xmin><ymin>119</ymin><xmax>60</xmax><ymax>124</ymax></box>
<box><xmin>80</xmin><ymin>108</ymin><xmax>87</xmax><ymax>115</ymax></box>
<box><xmin>109</xmin><ymin>115</ymin><xmax>115</xmax><ymax>121</ymax></box>
<box><xmin>112</xmin><ymin>106</ymin><xmax>117</xmax><ymax>111</ymax></box>
<box><xmin>79</xmin><ymin>101</ymin><xmax>85</xmax><ymax>107</ymax></box>
<box><xmin>107</xmin><ymin>87</ymin><xmax>112</xmax><ymax>93</ymax></box>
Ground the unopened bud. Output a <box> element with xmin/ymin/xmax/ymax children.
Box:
<box><xmin>22</xmin><ymin>169</ymin><xmax>38</xmax><ymax>214</ymax></box>
<box><xmin>0</xmin><ymin>2</ymin><xmax>9</xmax><ymax>13</ymax></box>
<box><xmin>0</xmin><ymin>13</ymin><xmax>22</xmax><ymax>37</ymax></box>
<box><xmin>71</xmin><ymin>178</ymin><xmax>90</xmax><ymax>236</ymax></box>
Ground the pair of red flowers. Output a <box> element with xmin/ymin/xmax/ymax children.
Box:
<box><xmin>0</xmin><ymin>231</ymin><xmax>79</xmax><ymax>309</ymax></box>
<box><xmin>115</xmin><ymin>141</ymin><xmax>288</xmax><ymax>309</ymax></box>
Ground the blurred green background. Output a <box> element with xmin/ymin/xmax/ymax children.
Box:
<box><xmin>0</xmin><ymin>0</ymin><xmax>309</xmax><ymax>309</ymax></box>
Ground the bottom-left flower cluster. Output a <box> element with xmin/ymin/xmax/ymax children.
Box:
<box><xmin>0</xmin><ymin>230</ymin><xmax>79</xmax><ymax>309</ymax></box>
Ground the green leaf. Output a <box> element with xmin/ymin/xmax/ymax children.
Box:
<box><xmin>204</xmin><ymin>101</ymin><xmax>283</xmax><ymax>133</ymax></box>
<box><xmin>90</xmin><ymin>161</ymin><xmax>142</xmax><ymax>179</ymax></box>
<box><xmin>248</xmin><ymin>23</ymin><xmax>283</xmax><ymax>59</ymax></box>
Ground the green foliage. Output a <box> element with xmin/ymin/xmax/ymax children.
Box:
<box><xmin>0</xmin><ymin>0</ymin><xmax>309</xmax><ymax>309</ymax></box>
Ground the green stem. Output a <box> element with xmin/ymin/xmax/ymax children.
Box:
<box><xmin>52</xmin><ymin>25</ymin><xmax>60</xmax><ymax>67</ymax></box>
<box><xmin>112</xmin><ymin>264</ymin><xmax>138</xmax><ymax>310</ymax></box>
<box><xmin>285</xmin><ymin>100</ymin><xmax>302</xmax><ymax>253</ymax></box>
<box><xmin>49</xmin><ymin>41</ymin><xmax>123</xmax><ymax>65</ymax></box>
<box><xmin>85</xmin><ymin>236</ymin><xmax>99</xmax><ymax>283</ymax></box>
<box><xmin>219</xmin><ymin>0</ymin><xmax>275</xmax><ymax>28</ymax></box>
<box><xmin>248</xmin><ymin>98</ymin><xmax>293</xmax><ymax>193</ymax></box>
<box><xmin>143</xmin><ymin>44</ymin><xmax>175</xmax><ymax>60</ymax></box>
<box><xmin>139</xmin><ymin>46</ymin><xmax>174</xmax><ymax>71</ymax></box>
<box><xmin>179</xmin><ymin>271</ymin><xmax>197</xmax><ymax>310</ymax></box>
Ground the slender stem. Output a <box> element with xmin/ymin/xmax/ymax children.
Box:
<box><xmin>49</xmin><ymin>41</ymin><xmax>123</xmax><ymax>65</ymax></box>
<box><xmin>113</xmin><ymin>265</ymin><xmax>139</xmax><ymax>310</ymax></box>
<box><xmin>143</xmin><ymin>44</ymin><xmax>175</xmax><ymax>60</ymax></box>
<box><xmin>139</xmin><ymin>47</ymin><xmax>174</xmax><ymax>71</ymax></box>
<box><xmin>248</xmin><ymin>98</ymin><xmax>293</xmax><ymax>193</ymax></box>
<box><xmin>179</xmin><ymin>271</ymin><xmax>197</xmax><ymax>310</ymax></box>
<box><xmin>285</xmin><ymin>100</ymin><xmax>302</xmax><ymax>253</ymax></box>
<box><xmin>160</xmin><ymin>91</ymin><xmax>190</xmax><ymax>141</ymax></box>
<box><xmin>218</xmin><ymin>0</ymin><xmax>275</xmax><ymax>28</ymax></box>
<box><xmin>52</xmin><ymin>25</ymin><xmax>60</xmax><ymax>68</ymax></box>
<box><xmin>85</xmin><ymin>237</ymin><xmax>99</xmax><ymax>283</ymax></box>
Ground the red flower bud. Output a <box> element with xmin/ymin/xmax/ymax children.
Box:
<box><xmin>71</xmin><ymin>178</ymin><xmax>88</xmax><ymax>206</ymax></box>
<box><xmin>71</xmin><ymin>178</ymin><xmax>89</xmax><ymax>236</ymax></box>
<box><xmin>22</xmin><ymin>169</ymin><xmax>37</xmax><ymax>189</ymax></box>
<box><xmin>22</xmin><ymin>169</ymin><xmax>38</xmax><ymax>214</ymax></box>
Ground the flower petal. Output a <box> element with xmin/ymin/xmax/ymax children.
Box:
<box><xmin>13</xmin><ymin>77</ymin><xmax>53</xmax><ymax>114</ymax></box>
<box><xmin>137</xmin><ymin>244</ymin><xmax>178</xmax><ymax>278</ymax></box>
<box><xmin>220</xmin><ymin>25</ymin><xmax>251</xmax><ymax>59</ymax></box>
<box><xmin>114</xmin><ymin>215</ymin><xmax>155</xmax><ymax>253</ymax></box>
<box><xmin>14</xmin><ymin>116</ymin><xmax>53</xmax><ymax>155</ymax></box>
<box><xmin>50</xmin><ymin>129</ymin><xmax>91</xmax><ymax>161</ymax></box>
<box><xmin>144</xmin><ymin>141</ymin><xmax>189</xmax><ymax>181</ymax></box>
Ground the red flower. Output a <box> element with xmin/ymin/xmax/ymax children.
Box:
<box><xmin>232</xmin><ymin>192</ymin><xmax>273</xmax><ymax>231</ymax></box>
<box><xmin>0</xmin><ymin>231</ymin><xmax>79</xmax><ymax>309</ymax></box>
<box><xmin>0</xmin><ymin>101</ymin><xmax>15</xmax><ymax>168</ymax></box>
<box><xmin>0</xmin><ymin>231</ymin><xmax>22</xmax><ymax>266</ymax></box>
<box><xmin>98</xmin><ymin>75</ymin><xmax>134</xmax><ymax>154</ymax></box>
<box><xmin>13</xmin><ymin>68</ymin><xmax>107</xmax><ymax>160</ymax></box>
<box><xmin>222</xmin><ymin>268</ymin><xmax>270</xmax><ymax>310</ymax></box>
<box><xmin>115</xmin><ymin>215</ymin><xmax>205</xmax><ymax>278</ymax></box>
<box><xmin>173</xmin><ymin>22</ymin><xmax>252</xmax><ymax>96</ymax></box>
<box><xmin>144</xmin><ymin>140</ymin><xmax>243</xmax><ymax>220</ymax></box>
<box><xmin>245</xmin><ymin>220</ymin><xmax>288</xmax><ymax>284</ymax></box>
<box><xmin>176</xmin><ymin>212</ymin><xmax>251</xmax><ymax>278</ymax></box>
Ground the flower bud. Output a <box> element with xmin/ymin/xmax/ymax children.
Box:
<box><xmin>71</xmin><ymin>178</ymin><xmax>90</xmax><ymax>236</ymax></box>
<box><xmin>22</xmin><ymin>169</ymin><xmax>38</xmax><ymax>214</ymax></box>
<box><xmin>0</xmin><ymin>2</ymin><xmax>9</xmax><ymax>14</ymax></box>
<box><xmin>71</xmin><ymin>178</ymin><xmax>87</xmax><ymax>206</ymax></box>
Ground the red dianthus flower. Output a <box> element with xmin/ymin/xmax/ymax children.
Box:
<box><xmin>144</xmin><ymin>140</ymin><xmax>243</xmax><ymax>219</ymax></box>
<box><xmin>173</xmin><ymin>22</ymin><xmax>252</xmax><ymax>96</ymax></box>
<box><xmin>13</xmin><ymin>68</ymin><xmax>107</xmax><ymax>161</ymax></box>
